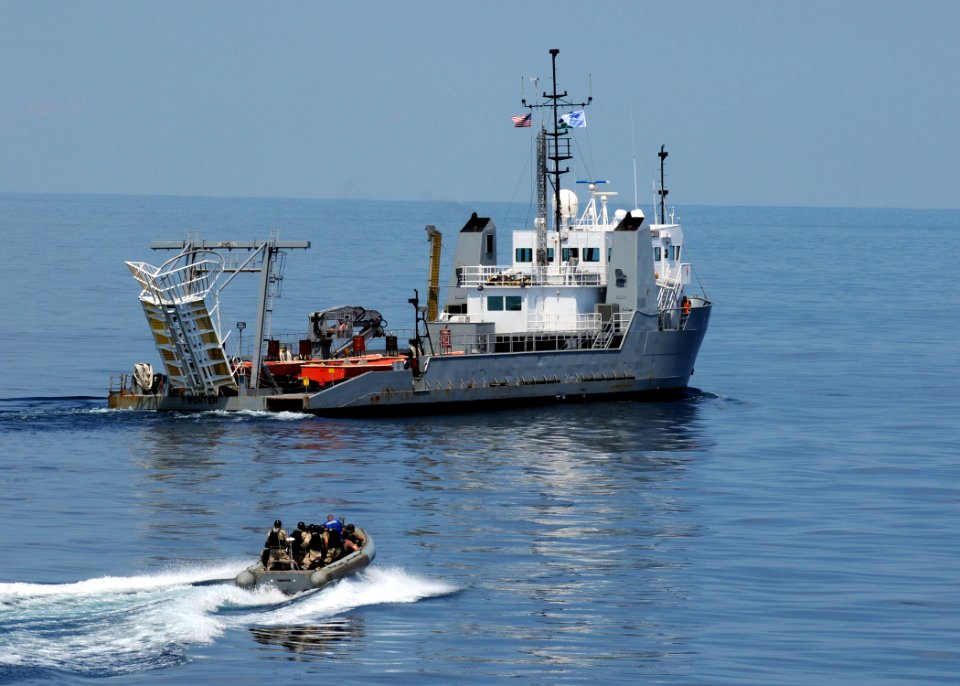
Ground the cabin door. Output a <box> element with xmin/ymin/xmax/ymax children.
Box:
<box><xmin>657</xmin><ymin>238</ymin><xmax>671</xmax><ymax>278</ymax></box>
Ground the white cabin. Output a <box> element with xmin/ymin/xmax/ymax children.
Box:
<box><xmin>438</xmin><ymin>183</ymin><xmax>691</xmax><ymax>342</ymax></box>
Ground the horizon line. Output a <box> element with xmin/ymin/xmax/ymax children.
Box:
<box><xmin>1</xmin><ymin>189</ymin><xmax>958</xmax><ymax>214</ymax></box>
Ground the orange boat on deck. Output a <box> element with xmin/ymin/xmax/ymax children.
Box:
<box><xmin>300</xmin><ymin>354</ymin><xmax>406</xmax><ymax>388</ymax></box>
<box><xmin>241</xmin><ymin>359</ymin><xmax>310</xmax><ymax>377</ymax></box>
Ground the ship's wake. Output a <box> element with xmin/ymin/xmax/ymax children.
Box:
<box><xmin>0</xmin><ymin>562</ymin><xmax>454</xmax><ymax>679</ymax></box>
<box><xmin>0</xmin><ymin>397</ymin><xmax>314</xmax><ymax>426</ymax></box>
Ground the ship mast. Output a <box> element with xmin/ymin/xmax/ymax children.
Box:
<box><xmin>658</xmin><ymin>145</ymin><xmax>669</xmax><ymax>224</ymax></box>
<box><xmin>522</xmin><ymin>48</ymin><xmax>591</xmax><ymax>234</ymax></box>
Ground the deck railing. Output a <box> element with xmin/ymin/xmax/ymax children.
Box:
<box><xmin>457</xmin><ymin>264</ymin><xmax>606</xmax><ymax>288</ymax></box>
<box><xmin>255</xmin><ymin>310</ymin><xmax>640</xmax><ymax>363</ymax></box>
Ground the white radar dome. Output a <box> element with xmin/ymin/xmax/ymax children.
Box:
<box><xmin>555</xmin><ymin>189</ymin><xmax>579</xmax><ymax>220</ymax></box>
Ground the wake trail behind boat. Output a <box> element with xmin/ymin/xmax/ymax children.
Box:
<box><xmin>0</xmin><ymin>564</ymin><xmax>454</xmax><ymax>679</ymax></box>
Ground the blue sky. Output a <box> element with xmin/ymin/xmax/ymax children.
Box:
<box><xmin>2</xmin><ymin>1</ymin><xmax>958</xmax><ymax>208</ymax></box>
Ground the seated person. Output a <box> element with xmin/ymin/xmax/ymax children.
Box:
<box><xmin>321</xmin><ymin>515</ymin><xmax>344</xmax><ymax>561</ymax></box>
<box><xmin>323</xmin><ymin>514</ymin><xmax>344</xmax><ymax>539</ymax></box>
<box><xmin>342</xmin><ymin>523</ymin><xmax>364</xmax><ymax>553</ymax></box>
<box><xmin>303</xmin><ymin>526</ymin><xmax>329</xmax><ymax>569</ymax></box>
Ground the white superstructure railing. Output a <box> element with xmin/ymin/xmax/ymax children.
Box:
<box><xmin>526</xmin><ymin>312</ymin><xmax>602</xmax><ymax>332</ymax></box>
<box><xmin>457</xmin><ymin>264</ymin><xmax>607</xmax><ymax>287</ymax></box>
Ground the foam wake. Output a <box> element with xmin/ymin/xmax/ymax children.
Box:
<box><xmin>0</xmin><ymin>563</ymin><xmax>454</xmax><ymax>678</ymax></box>
<box><xmin>205</xmin><ymin>408</ymin><xmax>314</xmax><ymax>421</ymax></box>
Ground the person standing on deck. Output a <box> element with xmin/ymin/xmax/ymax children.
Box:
<box><xmin>261</xmin><ymin>519</ymin><xmax>288</xmax><ymax>568</ymax></box>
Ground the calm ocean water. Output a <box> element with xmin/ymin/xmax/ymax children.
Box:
<box><xmin>0</xmin><ymin>193</ymin><xmax>958</xmax><ymax>685</ymax></box>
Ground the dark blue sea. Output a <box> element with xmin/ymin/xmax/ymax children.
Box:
<box><xmin>1</xmin><ymin>193</ymin><xmax>958</xmax><ymax>685</ymax></box>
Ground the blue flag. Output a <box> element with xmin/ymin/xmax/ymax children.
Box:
<box><xmin>559</xmin><ymin>110</ymin><xmax>586</xmax><ymax>128</ymax></box>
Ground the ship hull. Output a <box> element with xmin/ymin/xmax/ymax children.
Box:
<box><xmin>109</xmin><ymin>306</ymin><xmax>710</xmax><ymax>416</ymax></box>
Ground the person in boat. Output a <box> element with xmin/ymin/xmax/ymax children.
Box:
<box><xmin>261</xmin><ymin>519</ymin><xmax>289</xmax><ymax>569</ymax></box>
<box><xmin>302</xmin><ymin>524</ymin><xmax>329</xmax><ymax>569</ymax></box>
<box><xmin>289</xmin><ymin>521</ymin><xmax>309</xmax><ymax>565</ymax></box>
<box><xmin>342</xmin><ymin>523</ymin><xmax>364</xmax><ymax>554</ymax></box>
<box><xmin>323</xmin><ymin>515</ymin><xmax>344</xmax><ymax>563</ymax></box>
<box><xmin>323</xmin><ymin>514</ymin><xmax>343</xmax><ymax>538</ymax></box>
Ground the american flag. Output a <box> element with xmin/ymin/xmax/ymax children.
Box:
<box><xmin>512</xmin><ymin>113</ymin><xmax>532</xmax><ymax>128</ymax></box>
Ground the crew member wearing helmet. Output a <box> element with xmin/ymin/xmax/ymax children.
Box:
<box><xmin>261</xmin><ymin>519</ymin><xmax>288</xmax><ymax>569</ymax></box>
<box><xmin>289</xmin><ymin>521</ymin><xmax>310</xmax><ymax>566</ymax></box>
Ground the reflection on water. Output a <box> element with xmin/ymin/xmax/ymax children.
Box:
<box><xmin>401</xmin><ymin>394</ymin><xmax>707</xmax><ymax>456</ymax></box>
<box><xmin>397</xmin><ymin>397</ymin><xmax>708</xmax><ymax>502</ymax></box>
<box><xmin>288</xmin><ymin>418</ymin><xmax>365</xmax><ymax>455</ymax></box>
<box><xmin>376</xmin><ymin>398</ymin><xmax>711</xmax><ymax>674</ymax></box>
<box><xmin>250</xmin><ymin>615</ymin><xmax>365</xmax><ymax>660</ymax></box>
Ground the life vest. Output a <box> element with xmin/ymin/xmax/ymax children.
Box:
<box><xmin>266</xmin><ymin>528</ymin><xmax>282</xmax><ymax>548</ymax></box>
<box><xmin>309</xmin><ymin>531</ymin><xmax>327</xmax><ymax>553</ymax></box>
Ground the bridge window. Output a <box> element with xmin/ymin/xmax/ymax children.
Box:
<box><xmin>515</xmin><ymin>247</ymin><xmax>533</xmax><ymax>262</ymax></box>
<box><xmin>505</xmin><ymin>296</ymin><xmax>522</xmax><ymax>311</ymax></box>
<box><xmin>548</xmin><ymin>248</ymin><xmax>555</xmax><ymax>262</ymax></box>
<box><xmin>487</xmin><ymin>296</ymin><xmax>504</xmax><ymax>311</ymax></box>
<box><xmin>673</xmin><ymin>245</ymin><xmax>682</xmax><ymax>260</ymax></box>
<box><xmin>561</xmin><ymin>247</ymin><xmax>580</xmax><ymax>261</ymax></box>
<box><xmin>654</xmin><ymin>246</ymin><xmax>662</xmax><ymax>261</ymax></box>
<box><xmin>583</xmin><ymin>247</ymin><xmax>600</xmax><ymax>262</ymax></box>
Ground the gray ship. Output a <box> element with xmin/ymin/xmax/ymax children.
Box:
<box><xmin>108</xmin><ymin>49</ymin><xmax>712</xmax><ymax>416</ymax></box>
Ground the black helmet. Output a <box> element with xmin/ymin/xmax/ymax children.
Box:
<box><xmin>274</xmin><ymin>519</ymin><xmax>282</xmax><ymax>528</ymax></box>
<box><xmin>297</xmin><ymin>521</ymin><xmax>305</xmax><ymax>529</ymax></box>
